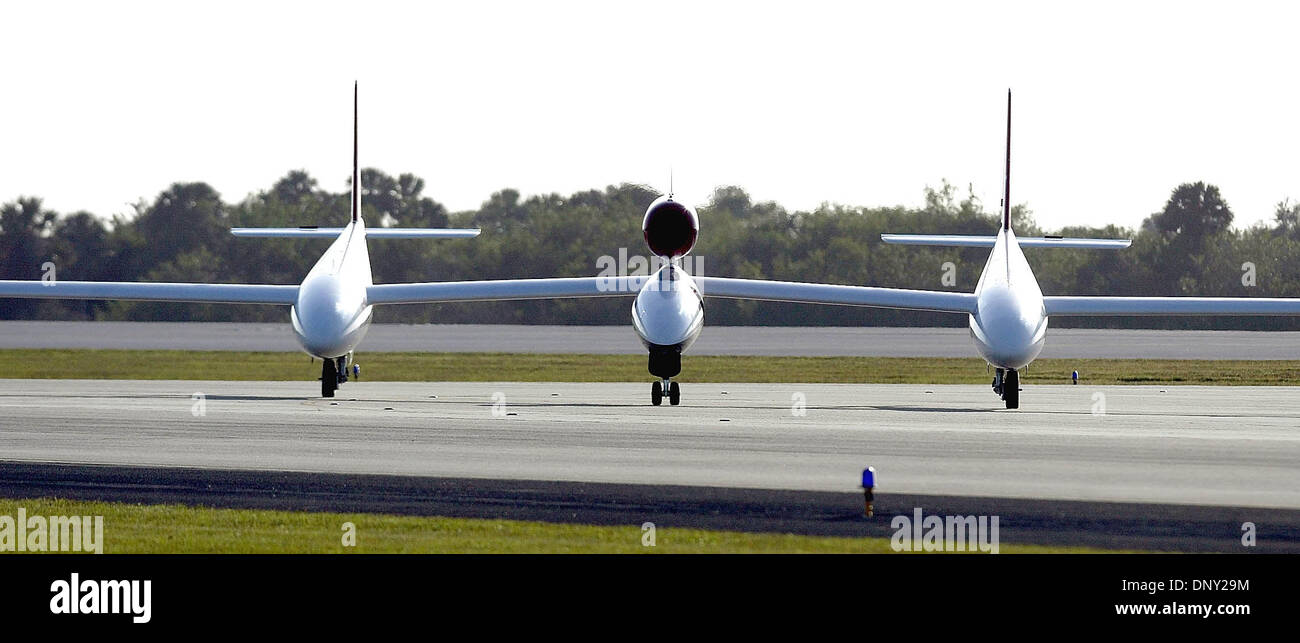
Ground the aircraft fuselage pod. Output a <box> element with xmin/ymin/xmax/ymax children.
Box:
<box><xmin>635</xmin><ymin>195</ymin><xmax>703</xmax><ymax>406</ymax></box>
<box><xmin>290</xmin><ymin>218</ymin><xmax>374</xmax><ymax>360</ymax></box>
<box><xmin>969</xmin><ymin>227</ymin><xmax>1046</xmax><ymax>371</ymax></box>
<box><xmin>633</xmin><ymin>262</ymin><xmax>704</xmax><ymax>377</ymax></box>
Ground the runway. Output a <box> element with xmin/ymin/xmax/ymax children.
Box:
<box><xmin>1</xmin><ymin>379</ymin><xmax>1298</xmax><ymax>551</ymax></box>
<box><xmin>5</xmin><ymin>321</ymin><xmax>1300</xmax><ymax>358</ymax></box>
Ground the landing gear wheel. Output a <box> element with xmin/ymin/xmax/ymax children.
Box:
<box><xmin>651</xmin><ymin>381</ymin><xmax>663</xmax><ymax>406</ymax></box>
<box><xmin>322</xmin><ymin>359</ymin><xmax>338</xmax><ymax>398</ymax></box>
<box><xmin>668</xmin><ymin>381</ymin><xmax>680</xmax><ymax>406</ymax></box>
<box><xmin>1003</xmin><ymin>369</ymin><xmax>1019</xmax><ymax>409</ymax></box>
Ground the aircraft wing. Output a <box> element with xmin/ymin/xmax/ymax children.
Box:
<box><xmin>694</xmin><ymin>277</ymin><xmax>978</xmax><ymax>313</ymax></box>
<box><xmin>0</xmin><ymin>281</ymin><xmax>299</xmax><ymax>304</ymax></box>
<box><xmin>1</xmin><ymin>277</ymin><xmax>646</xmax><ymax>306</ymax></box>
<box><xmin>1044</xmin><ymin>296</ymin><xmax>1300</xmax><ymax>316</ymax></box>
<box><xmin>881</xmin><ymin>234</ymin><xmax>1132</xmax><ymax>249</ymax></box>
<box><xmin>231</xmin><ymin>228</ymin><xmax>481</xmax><ymax>239</ymax></box>
<box><xmin>365</xmin><ymin>276</ymin><xmax>647</xmax><ymax>304</ymax></box>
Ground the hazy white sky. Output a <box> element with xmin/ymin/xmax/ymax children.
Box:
<box><xmin>3</xmin><ymin>1</ymin><xmax>1297</xmax><ymax>231</ymax></box>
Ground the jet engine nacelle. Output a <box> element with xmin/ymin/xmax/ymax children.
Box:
<box><xmin>642</xmin><ymin>195</ymin><xmax>699</xmax><ymax>258</ymax></box>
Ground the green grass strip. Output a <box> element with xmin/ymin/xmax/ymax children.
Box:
<box><xmin>3</xmin><ymin>349</ymin><xmax>1300</xmax><ymax>385</ymax></box>
<box><xmin>0</xmin><ymin>498</ymin><xmax>1120</xmax><ymax>554</ymax></box>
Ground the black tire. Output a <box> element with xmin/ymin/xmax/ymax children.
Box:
<box><xmin>322</xmin><ymin>359</ymin><xmax>337</xmax><ymax>398</ymax></box>
<box><xmin>1003</xmin><ymin>370</ymin><xmax>1019</xmax><ymax>409</ymax></box>
<box><xmin>668</xmin><ymin>381</ymin><xmax>680</xmax><ymax>406</ymax></box>
<box><xmin>651</xmin><ymin>381</ymin><xmax>663</xmax><ymax>406</ymax></box>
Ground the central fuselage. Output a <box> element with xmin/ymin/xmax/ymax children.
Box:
<box><xmin>969</xmin><ymin>228</ymin><xmax>1047</xmax><ymax>369</ymax></box>
<box><xmin>291</xmin><ymin>219</ymin><xmax>374</xmax><ymax>358</ymax></box>
<box><xmin>632</xmin><ymin>194</ymin><xmax>705</xmax><ymax>379</ymax></box>
<box><xmin>632</xmin><ymin>261</ymin><xmax>705</xmax><ymax>353</ymax></box>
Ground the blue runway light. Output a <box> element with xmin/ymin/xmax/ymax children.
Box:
<box><xmin>861</xmin><ymin>467</ymin><xmax>876</xmax><ymax>518</ymax></box>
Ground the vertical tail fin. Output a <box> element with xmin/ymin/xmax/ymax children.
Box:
<box><xmin>352</xmin><ymin>81</ymin><xmax>360</xmax><ymax>224</ymax></box>
<box><xmin>1002</xmin><ymin>89</ymin><xmax>1011</xmax><ymax>231</ymax></box>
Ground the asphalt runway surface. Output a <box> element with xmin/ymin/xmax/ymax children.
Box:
<box><xmin>5</xmin><ymin>321</ymin><xmax>1300</xmax><ymax>358</ymax></box>
<box><xmin>2</xmin><ymin>379</ymin><xmax>1298</xmax><ymax>551</ymax></box>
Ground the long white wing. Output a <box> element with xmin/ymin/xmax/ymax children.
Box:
<box><xmin>1045</xmin><ymin>296</ymin><xmax>1300</xmax><ymax>316</ymax></box>
<box><xmin>231</xmin><ymin>228</ymin><xmax>481</xmax><ymax>239</ymax></box>
<box><xmin>366</xmin><ymin>276</ymin><xmax>647</xmax><ymax>304</ymax></box>
<box><xmin>0</xmin><ymin>281</ymin><xmax>299</xmax><ymax>304</ymax></box>
<box><xmin>367</xmin><ymin>275</ymin><xmax>977</xmax><ymax>313</ymax></box>
<box><xmin>881</xmin><ymin>234</ymin><xmax>1131</xmax><ymax>249</ymax></box>
<box><xmin>0</xmin><ymin>276</ymin><xmax>640</xmax><ymax>307</ymax></box>
<box><xmin>695</xmin><ymin>277</ymin><xmax>977</xmax><ymax>313</ymax></box>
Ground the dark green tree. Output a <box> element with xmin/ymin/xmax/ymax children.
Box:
<box><xmin>11</xmin><ymin>172</ymin><xmax>1300</xmax><ymax>330</ymax></box>
<box><xmin>1146</xmin><ymin>181</ymin><xmax>1233</xmax><ymax>244</ymax></box>
<box><xmin>1273</xmin><ymin>198</ymin><xmax>1300</xmax><ymax>240</ymax></box>
<box><xmin>0</xmin><ymin>197</ymin><xmax>57</xmax><ymax>318</ymax></box>
<box><xmin>1139</xmin><ymin>181</ymin><xmax>1234</xmax><ymax>295</ymax></box>
<box><xmin>130</xmin><ymin>182</ymin><xmax>229</xmax><ymax>270</ymax></box>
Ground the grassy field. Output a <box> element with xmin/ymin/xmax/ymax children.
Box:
<box><xmin>3</xmin><ymin>348</ymin><xmax>1300</xmax><ymax>385</ymax></box>
<box><xmin>0</xmin><ymin>497</ymin><xmax>1119</xmax><ymax>554</ymax></box>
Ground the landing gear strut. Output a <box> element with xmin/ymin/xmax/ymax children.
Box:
<box><xmin>651</xmin><ymin>379</ymin><xmax>681</xmax><ymax>406</ymax></box>
<box><xmin>996</xmin><ymin>368</ymin><xmax>1020</xmax><ymax>409</ymax></box>
<box><xmin>336</xmin><ymin>356</ymin><xmax>349</xmax><ymax>384</ymax></box>
<box><xmin>322</xmin><ymin>359</ymin><xmax>337</xmax><ymax>398</ymax></box>
<box><xmin>321</xmin><ymin>355</ymin><xmax>353</xmax><ymax>398</ymax></box>
<box><xmin>648</xmin><ymin>347</ymin><xmax>683</xmax><ymax>406</ymax></box>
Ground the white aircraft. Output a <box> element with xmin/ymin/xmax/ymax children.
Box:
<box><xmin>690</xmin><ymin>92</ymin><xmax>1300</xmax><ymax>407</ymax></box>
<box><xmin>6</xmin><ymin>88</ymin><xmax>1300</xmax><ymax>407</ymax></box>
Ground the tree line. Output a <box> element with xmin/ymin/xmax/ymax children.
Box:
<box><xmin>4</xmin><ymin>169</ymin><xmax>1300</xmax><ymax>329</ymax></box>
